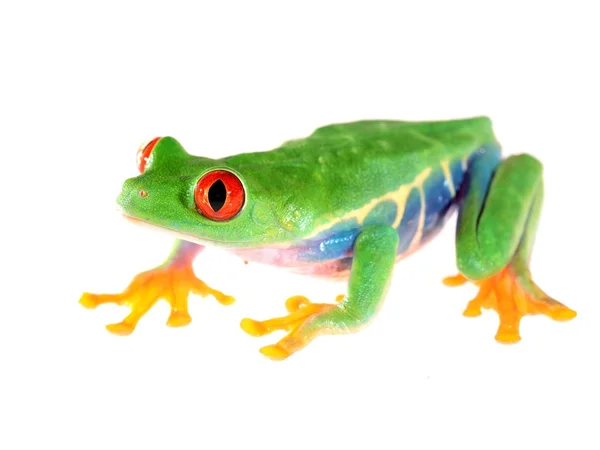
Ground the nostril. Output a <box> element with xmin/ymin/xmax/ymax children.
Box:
<box><xmin>139</xmin><ymin>190</ymin><xmax>148</xmax><ymax>198</ymax></box>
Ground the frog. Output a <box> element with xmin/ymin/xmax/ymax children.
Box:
<box><xmin>79</xmin><ymin>117</ymin><xmax>577</xmax><ymax>360</ymax></box>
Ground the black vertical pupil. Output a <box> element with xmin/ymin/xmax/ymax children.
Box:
<box><xmin>208</xmin><ymin>179</ymin><xmax>227</xmax><ymax>211</ymax></box>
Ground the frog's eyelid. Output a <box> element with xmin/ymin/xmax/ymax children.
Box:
<box><xmin>137</xmin><ymin>137</ymin><xmax>161</xmax><ymax>173</ymax></box>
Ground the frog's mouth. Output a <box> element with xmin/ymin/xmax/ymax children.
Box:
<box><xmin>120</xmin><ymin>213</ymin><xmax>226</xmax><ymax>246</ymax></box>
<box><xmin>119</xmin><ymin>213</ymin><xmax>285</xmax><ymax>248</ymax></box>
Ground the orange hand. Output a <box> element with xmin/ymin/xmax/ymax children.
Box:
<box><xmin>241</xmin><ymin>294</ymin><xmax>345</xmax><ymax>360</ymax></box>
<box><xmin>80</xmin><ymin>264</ymin><xmax>234</xmax><ymax>335</ymax></box>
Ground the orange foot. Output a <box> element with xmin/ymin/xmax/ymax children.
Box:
<box><xmin>443</xmin><ymin>267</ymin><xmax>576</xmax><ymax>343</ymax></box>
<box><xmin>240</xmin><ymin>294</ymin><xmax>345</xmax><ymax>360</ymax></box>
<box><xmin>79</xmin><ymin>265</ymin><xmax>234</xmax><ymax>335</ymax></box>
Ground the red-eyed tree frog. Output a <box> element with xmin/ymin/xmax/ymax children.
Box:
<box><xmin>80</xmin><ymin>117</ymin><xmax>576</xmax><ymax>360</ymax></box>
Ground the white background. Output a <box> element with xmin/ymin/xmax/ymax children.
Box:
<box><xmin>1</xmin><ymin>1</ymin><xmax>599</xmax><ymax>449</ymax></box>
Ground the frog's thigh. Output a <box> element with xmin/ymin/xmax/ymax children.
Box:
<box><xmin>451</xmin><ymin>154</ymin><xmax>576</xmax><ymax>342</ymax></box>
<box><xmin>456</xmin><ymin>154</ymin><xmax>543</xmax><ymax>279</ymax></box>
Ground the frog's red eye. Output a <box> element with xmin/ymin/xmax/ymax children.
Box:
<box><xmin>137</xmin><ymin>137</ymin><xmax>161</xmax><ymax>173</ymax></box>
<box><xmin>195</xmin><ymin>170</ymin><xmax>245</xmax><ymax>221</ymax></box>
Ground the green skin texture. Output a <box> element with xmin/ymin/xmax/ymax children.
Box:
<box><xmin>117</xmin><ymin>117</ymin><xmax>547</xmax><ymax>349</ymax></box>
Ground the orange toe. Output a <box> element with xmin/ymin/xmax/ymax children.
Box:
<box><xmin>446</xmin><ymin>266</ymin><xmax>575</xmax><ymax>343</ymax></box>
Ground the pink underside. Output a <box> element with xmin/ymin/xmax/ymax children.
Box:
<box><xmin>230</xmin><ymin>227</ymin><xmax>441</xmax><ymax>279</ymax></box>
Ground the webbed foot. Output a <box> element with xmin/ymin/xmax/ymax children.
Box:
<box><xmin>80</xmin><ymin>264</ymin><xmax>234</xmax><ymax>335</ymax></box>
<box><xmin>443</xmin><ymin>266</ymin><xmax>576</xmax><ymax>343</ymax></box>
<box><xmin>240</xmin><ymin>294</ymin><xmax>346</xmax><ymax>360</ymax></box>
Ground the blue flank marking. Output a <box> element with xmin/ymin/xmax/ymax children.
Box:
<box><xmin>423</xmin><ymin>168</ymin><xmax>452</xmax><ymax>232</ymax></box>
<box><xmin>450</xmin><ymin>158</ymin><xmax>465</xmax><ymax>192</ymax></box>
<box><xmin>297</xmin><ymin>228</ymin><xmax>359</xmax><ymax>262</ymax></box>
<box><xmin>420</xmin><ymin>143</ymin><xmax>500</xmax><ymax>245</ymax></box>
<box><xmin>460</xmin><ymin>143</ymin><xmax>502</xmax><ymax>213</ymax></box>
<box><xmin>420</xmin><ymin>162</ymin><xmax>465</xmax><ymax>241</ymax></box>
<box><xmin>295</xmin><ymin>200</ymin><xmax>398</xmax><ymax>262</ymax></box>
<box><xmin>396</xmin><ymin>187</ymin><xmax>421</xmax><ymax>254</ymax></box>
<box><xmin>363</xmin><ymin>200</ymin><xmax>397</xmax><ymax>227</ymax></box>
<box><xmin>295</xmin><ymin>143</ymin><xmax>502</xmax><ymax>264</ymax></box>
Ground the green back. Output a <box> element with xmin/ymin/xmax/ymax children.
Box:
<box><xmin>224</xmin><ymin>117</ymin><xmax>498</xmax><ymax>237</ymax></box>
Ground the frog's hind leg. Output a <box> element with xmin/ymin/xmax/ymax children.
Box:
<box><xmin>444</xmin><ymin>152</ymin><xmax>576</xmax><ymax>343</ymax></box>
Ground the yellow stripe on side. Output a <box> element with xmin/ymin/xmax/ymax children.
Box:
<box><xmin>440</xmin><ymin>159</ymin><xmax>456</xmax><ymax>197</ymax></box>
<box><xmin>408</xmin><ymin>182</ymin><xmax>427</xmax><ymax>248</ymax></box>
<box><xmin>306</xmin><ymin>166</ymin><xmax>433</xmax><ymax>239</ymax></box>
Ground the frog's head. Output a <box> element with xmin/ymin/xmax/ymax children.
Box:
<box><xmin>117</xmin><ymin>136</ymin><xmax>295</xmax><ymax>247</ymax></box>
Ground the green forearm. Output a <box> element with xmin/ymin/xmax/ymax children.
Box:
<box><xmin>308</xmin><ymin>225</ymin><xmax>399</xmax><ymax>332</ymax></box>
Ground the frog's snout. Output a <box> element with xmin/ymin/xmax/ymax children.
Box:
<box><xmin>117</xmin><ymin>178</ymin><xmax>148</xmax><ymax>211</ymax></box>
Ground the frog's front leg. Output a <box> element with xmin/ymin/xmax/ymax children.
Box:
<box><xmin>79</xmin><ymin>240</ymin><xmax>234</xmax><ymax>335</ymax></box>
<box><xmin>444</xmin><ymin>153</ymin><xmax>576</xmax><ymax>342</ymax></box>
<box><xmin>241</xmin><ymin>225</ymin><xmax>399</xmax><ymax>360</ymax></box>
